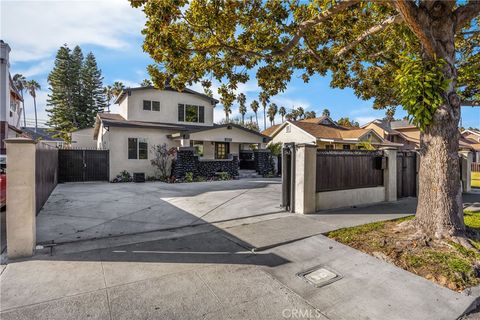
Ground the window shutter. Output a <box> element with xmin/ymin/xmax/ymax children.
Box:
<box><xmin>199</xmin><ymin>106</ymin><xmax>205</xmax><ymax>123</ymax></box>
<box><xmin>178</xmin><ymin>104</ymin><xmax>185</xmax><ymax>122</ymax></box>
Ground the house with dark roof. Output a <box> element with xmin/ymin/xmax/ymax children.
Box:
<box><xmin>262</xmin><ymin>116</ymin><xmax>399</xmax><ymax>150</ymax></box>
<box><xmin>94</xmin><ymin>86</ymin><xmax>269</xmax><ymax>179</ymax></box>
<box><xmin>21</xmin><ymin>127</ymin><xmax>64</xmax><ymax>148</ymax></box>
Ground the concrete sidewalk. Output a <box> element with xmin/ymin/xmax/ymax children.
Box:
<box><xmin>3</xmin><ymin>193</ymin><xmax>480</xmax><ymax>319</ymax></box>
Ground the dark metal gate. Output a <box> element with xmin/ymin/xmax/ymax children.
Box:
<box><xmin>282</xmin><ymin>143</ymin><xmax>295</xmax><ymax>212</ymax></box>
<box><xmin>58</xmin><ymin>149</ymin><xmax>109</xmax><ymax>182</ymax></box>
<box><xmin>396</xmin><ymin>151</ymin><xmax>417</xmax><ymax>198</ymax></box>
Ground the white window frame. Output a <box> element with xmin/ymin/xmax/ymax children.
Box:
<box><xmin>178</xmin><ymin>103</ymin><xmax>205</xmax><ymax>123</ymax></box>
<box><xmin>142</xmin><ymin>100</ymin><xmax>160</xmax><ymax>112</ymax></box>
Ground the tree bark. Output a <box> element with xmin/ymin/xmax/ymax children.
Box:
<box><xmin>409</xmin><ymin>2</ymin><xmax>467</xmax><ymax>240</ymax></box>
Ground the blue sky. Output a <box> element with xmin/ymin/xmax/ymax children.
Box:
<box><xmin>1</xmin><ymin>0</ymin><xmax>478</xmax><ymax>130</ymax></box>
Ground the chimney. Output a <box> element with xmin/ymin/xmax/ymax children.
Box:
<box><xmin>0</xmin><ymin>40</ymin><xmax>11</xmax><ymax>123</ymax></box>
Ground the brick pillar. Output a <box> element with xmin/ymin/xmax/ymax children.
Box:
<box><xmin>173</xmin><ymin>147</ymin><xmax>197</xmax><ymax>179</ymax></box>
<box><xmin>5</xmin><ymin>138</ymin><xmax>37</xmax><ymax>259</ymax></box>
<box><xmin>254</xmin><ymin>149</ymin><xmax>273</xmax><ymax>175</ymax></box>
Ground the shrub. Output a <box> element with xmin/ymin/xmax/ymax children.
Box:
<box><xmin>151</xmin><ymin>144</ymin><xmax>177</xmax><ymax>179</ymax></box>
<box><xmin>112</xmin><ymin>170</ymin><xmax>132</xmax><ymax>183</ymax></box>
<box><xmin>217</xmin><ymin>172</ymin><xmax>230</xmax><ymax>181</ymax></box>
<box><xmin>184</xmin><ymin>172</ymin><xmax>194</xmax><ymax>183</ymax></box>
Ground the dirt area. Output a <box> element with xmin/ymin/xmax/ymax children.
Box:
<box><xmin>326</xmin><ymin>212</ymin><xmax>480</xmax><ymax>291</ymax></box>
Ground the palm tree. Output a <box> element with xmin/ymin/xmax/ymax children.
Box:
<box><xmin>250</xmin><ymin>100</ymin><xmax>259</xmax><ymax>125</ymax></box>
<box><xmin>322</xmin><ymin>108</ymin><xmax>330</xmax><ymax>117</ymax></box>
<box><xmin>237</xmin><ymin>93</ymin><xmax>247</xmax><ymax>123</ymax></box>
<box><xmin>26</xmin><ymin>80</ymin><xmax>41</xmax><ymax>132</ymax></box>
<box><xmin>296</xmin><ymin>106</ymin><xmax>305</xmax><ymax>120</ymax></box>
<box><xmin>140</xmin><ymin>79</ymin><xmax>152</xmax><ymax>87</ymax></box>
<box><xmin>13</xmin><ymin>74</ymin><xmax>27</xmax><ymax>127</ymax></box>
<box><xmin>267</xmin><ymin>103</ymin><xmax>278</xmax><ymax>126</ymax></box>
<box><xmin>259</xmin><ymin>92</ymin><xmax>269</xmax><ymax>130</ymax></box>
<box><xmin>111</xmin><ymin>81</ymin><xmax>125</xmax><ymax>97</ymax></box>
<box><xmin>222</xmin><ymin>100</ymin><xmax>232</xmax><ymax>122</ymax></box>
<box><xmin>278</xmin><ymin>106</ymin><xmax>286</xmax><ymax>123</ymax></box>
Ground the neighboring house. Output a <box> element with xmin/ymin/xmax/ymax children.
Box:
<box><xmin>462</xmin><ymin>129</ymin><xmax>480</xmax><ymax>143</ymax></box>
<box><xmin>461</xmin><ymin>129</ymin><xmax>480</xmax><ymax>162</ymax></box>
<box><xmin>0</xmin><ymin>41</ymin><xmax>24</xmax><ymax>156</ymax></box>
<box><xmin>263</xmin><ymin>116</ymin><xmax>398</xmax><ymax>149</ymax></box>
<box><xmin>21</xmin><ymin>127</ymin><xmax>64</xmax><ymax>148</ymax></box>
<box><xmin>70</xmin><ymin>127</ymin><xmax>96</xmax><ymax>149</ymax></box>
<box><xmin>363</xmin><ymin>119</ymin><xmax>419</xmax><ymax>150</ymax></box>
<box><xmin>363</xmin><ymin>119</ymin><xmax>476</xmax><ymax>157</ymax></box>
<box><xmin>94</xmin><ymin>86</ymin><xmax>269</xmax><ymax>179</ymax></box>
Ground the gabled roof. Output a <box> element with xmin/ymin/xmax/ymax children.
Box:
<box><xmin>361</xmin><ymin>119</ymin><xmax>399</xmax><ymax>135</ymax></box>
<box><xmin>114</xmin><ymin>85</ymin><xmax>219</xmax><ymax>105</ymax></box>
<box><xmin>461</xmin><ymin>129</ymin><xmax>480</xmax><ymax>137</ymax></box>
<box><xmin>261</xmin><ymin>124</ymin><xmax>282</xmax><ymax>137</ymax></box>
<box><xmin>390</xmin><ymin>119</ymin><xmax>416</xmax><ymax>130</ymax></box>
<box><xmin>94</xmin><ymin>113</ymin><xmax>268</xmax><ymax>141</ymax></box>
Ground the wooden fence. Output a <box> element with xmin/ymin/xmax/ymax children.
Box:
<box><xmin>472</xmin><ymin>162</ymin><xmax>480</xmax><ymax>172</ymax></box>
<box><xmin>316</xmin><ymin>150</ymin><xmax>384</xmax><ymax>192</ymax></box>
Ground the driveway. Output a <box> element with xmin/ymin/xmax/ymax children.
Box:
<box><xmin>37</xmin><ymin>178</ymin><xmax>284</xmax><ymax>244</ymax></box>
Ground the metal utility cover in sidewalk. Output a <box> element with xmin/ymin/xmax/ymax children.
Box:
<box><xmin>297</xmin><ymin>266</ymin><xmax>342</xmax><ymax>288</ymax></box>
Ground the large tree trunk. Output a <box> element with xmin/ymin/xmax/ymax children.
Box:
<box><xmin>415</xmin><ymin>113</ymin><xmax>465</xmax><ymax>239</ymax></box>
<box><xmin>411</xmin><ymin>2</ymin><xmax>466</xmax><ymax>240</ymax></box>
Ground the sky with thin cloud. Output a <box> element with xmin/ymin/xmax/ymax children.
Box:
<box><xmin>1</xmin><ymin>0</ymin><xmax>478</xmax><ymax>130</ymax></box>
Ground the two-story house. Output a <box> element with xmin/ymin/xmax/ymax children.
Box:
<box><xmin>0</xmin><ymin>41</ymin><xmax>24</xmax><ymax>157</ymax></box>
<box><xmin>93</xmin><ymin>86</ymin><xmax>269</xmax><ymax>179</ymax></box>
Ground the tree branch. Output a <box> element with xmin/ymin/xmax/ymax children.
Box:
<box><xmin>335</xmin><ymin>15</ymin><xmax>403</xmax><ymax>58</ymax></box>
<box><xmin>271</xmin><ymin>0</ymin><xmax>361</xmax><ymax>56</ymax></box>
<box><xmin>461</xmin><ymin>100</ymin><xmax>480</xmax><ymax>107</ymax></box>
<box><xmin>394</xmin><ymin>0</ymin><xmax>436</xmax><ymax>57</ymax></box>
<box><xmin>454</xmin><ymin>0</ymin><xmax>480</xmax><ymax>33</ymax></box>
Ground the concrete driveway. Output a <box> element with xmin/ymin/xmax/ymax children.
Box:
<box><xmin>37</xmin><ymin>178</ymin><xmax>284</xmax><ymax>244</ymax></box>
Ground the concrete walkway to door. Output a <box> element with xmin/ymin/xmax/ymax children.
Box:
<box><xmin>37</xmin><ymin>178</ymin><xmax>284</xmax><ymax>244</ymax></box>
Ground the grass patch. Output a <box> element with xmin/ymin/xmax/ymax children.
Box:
<box><xmin>472</xmin><ymin>172</ymin><xmax>480</xmax><ymax>188</ymax></box>
<box><xmin>326</xmin><ymin>212</ymin><xmax>480</xmax><ymax>291</ymax></box>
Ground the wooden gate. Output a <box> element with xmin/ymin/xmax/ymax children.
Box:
<box><xmin>396</xmin><ymin>151</ymin><xmax>417</xmax><ymax>198</ymax></box>
<box><xmin>58</xmin><ymin>149</ymin><xmax>109</xmax><ymax>182</ymax></box>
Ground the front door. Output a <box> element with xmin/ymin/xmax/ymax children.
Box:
<box><xmin>215</xmin><ymin>142</ymin><xmax>230</xmax><ymax>159</ymax></box>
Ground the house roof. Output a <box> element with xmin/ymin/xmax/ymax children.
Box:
<box><xmin>462</xmin><ymin>129</ymin><xmax>480</xmax><ymax>137</ymax></box>
<box><xmin>21</xmin><ymin>127</ymin><xmax>63</xmax><ymax>141</ymax></box>
<box><xmin>398</xmin><ymin>129</ymin><xmax>475</xmax><ymax>150</ymax></box>
<box><xmin>390</xmin><ymin>119</ymin><xmax>416</xmax><ymax>129</ymax></box>
<box><xmin>114</xmin><ymin>85</ymin><xmax>219</xmax><ymax>105</ymax></box>
<box><xmin>261</xmin><ymin>124</ymin><xmax>282</xmax><ymax>137</ymax></box>
<box><xmin>173</xmin><ymin>123</ymin><xmax>269</xmax><ymax>140</ymax></box>
<box><xmin>361</xmin><ymin>119</ymin><xmax>399</xmax><ymax>135</ymax></box>
<box><xmin>94</xmin><ymin>113</ymin><xmax>268</xmax><ymax>141</ymax></box>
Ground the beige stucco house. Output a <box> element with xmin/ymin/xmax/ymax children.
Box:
<box><xmin>263</xmin><ymin>116</ymin><xmax>397</xmax><ymax>150</ymax></box>
<box><xmin>93</xmin><ymin>86</ymin><xmax>268</xmax><ymax>179</ymax></box>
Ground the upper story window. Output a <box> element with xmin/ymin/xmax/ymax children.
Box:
<box><xmin>178</xmin><ymin>104</ymin><xmax>205</xmax><ymax>123</ymax></box>
<box><xmin>143</xmin><ymin>100</ymin><xmax>160</xmax><ymax>112</ymax></box>
<box><xmin>286</xmin><ymin>125</ymin><xmax>291</xmax><ymax>133</ymax></box>
<box><xmin>128</xmin><ymin>138</ymin><xmax>148</xmax><ymax>159</ymax></box>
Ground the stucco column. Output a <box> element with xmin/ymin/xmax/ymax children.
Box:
<box><xmin>383</xmin><ymin>148</ymin><xmax>397</xmax><ymax>202</ymax></box>
<box><xmin>294</xmin><ymin>144</ymin><xmax>317</xmax><ymax>214</ymax></box>
<box><xmin>180</xmin><ymin>138</ymin><xmax>190</xmax><ymax>147</ymax></box>
<box><xmin>459</xmin><ymin>151</ymin><xmax>472</xmax><ymax>193</ymax></box>
<box><xmin>5</xmin><ymin>138</ymin><xmax>37</xmax><ymax>259</ymax></box>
